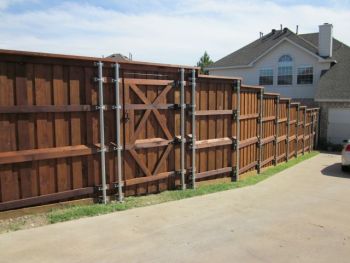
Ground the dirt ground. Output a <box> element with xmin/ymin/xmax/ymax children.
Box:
<box><xmin>0</xmin><ymin>153</ymin><xmax>349</xmax><ymax>263</ymax></box>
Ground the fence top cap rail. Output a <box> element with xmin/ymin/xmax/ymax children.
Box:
<box><xmin>263</xmin><ymin>92</ymin><xmax>279</xmax><ymax>96</ymax></box>
<box><xmin>306</xmin><ymin>107</ymin><xmax>320</xmax><ymax>111</ymax></box>
<box><xmin>0</xmin><ymin>49</ymin><xmax>198</xmax><ymax>70</ymax></box>
<box><xmin>290</xmin><ymin>102</ymin><xmax>301</xmax><ymax>105</ymax></box>
<box><xmin>241</xmin><ymin>84</ymin><xmax>263</xmax><ymax>90</ymax></box>
<box><xmin>198</xmin><ymin>74</ymin><xmax>242</xmax><ymax>80</ymax></box>
<box><xmin>280</xmin><ymin>97</ymin><xmax>291</xmax><ymax>101</ymax></box>
<box><xmin>300</xmin><ymin>105</ymin><xmax>307</xmax><ymax>109</ymax></box>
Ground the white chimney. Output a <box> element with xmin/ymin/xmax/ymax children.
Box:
<box><xmin>318</xmin><ymin>23</ymin><xmax>333</xmax><ymax>57</ymax></box>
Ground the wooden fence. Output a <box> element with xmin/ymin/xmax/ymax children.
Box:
<box><xmin>0</xmin><ymin>50</ymin><xmax>319</xmax><ymax>211</ymax></box>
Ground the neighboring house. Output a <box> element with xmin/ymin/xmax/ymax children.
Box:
<box><xmin>108</xmin><ymin>53</ymin><xmax>130</xmax><ymax>61</ymax></box>
<box><xmin>207</xmin><ymin>23</ymin><xmax>350</xmax><ymax>145</ymax></box>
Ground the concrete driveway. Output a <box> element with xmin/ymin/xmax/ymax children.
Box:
<box><xmin>1</xmin><ymin>153</ymin><xmax>350</xmax><ymax>263</ymax></box>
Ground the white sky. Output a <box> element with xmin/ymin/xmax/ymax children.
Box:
<box><xmin>0</xmin><ymin>0</ymin><xmax>349</xmax><ymax>65</ymax></box>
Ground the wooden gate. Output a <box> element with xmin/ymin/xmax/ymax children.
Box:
<box><xmin>122</xmin><ymin>78</ymin><xmax>178</xmax><ymax>195</ymax></box>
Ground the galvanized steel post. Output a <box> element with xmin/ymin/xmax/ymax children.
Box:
<box><xmin>180</xmin><ymin>68</ymin><xmax>186</xmax><ymax>190</ymax></box>
<box><xmin>295</xmin><ymin>104</ymin><xmax>300</xmax><ymax>158</ymax></box>
<box><xmin>235</xmin><ymin>79</ymin><xmax>241</xmax><ymax>180</ymax></box>
<box><xmin>315</xmin><ymin>110</ymin><xmax>319</xmax><ymax>149</ymax></box>
<box><xmin>309</xmin><ymin>111</ymin><xmax>313</xmax><ymax>153</ymax></box>
<box><xmin>258</xmin><ymin>90</ymin><xmax>263</xmax><ymax>173</ymax></box>
<box><xmin>303</xmin><ymin>107</ymin><xmax>306</xmax><ymax>155</ymax></box>
<box><xmin>191</xmin><ymin>69</ymin><xmax>196</xmax><ymax>188</ymax></box>
<box><xmin>274</xmin><ymin>96</ymin><xmax>280</xmax><ymax>165</ymax></box>
<box><xmin>286</xmin><ymin>101</ymin><xmax>290</xmax><ymax>162</ymax></box>
<box><xmin>96</xmin><ymin>61</ymin><xmax>107</xmax><ymax>204</ymax></box>
<box><xmin>113</xmin><ymin>63</ymin><xmax>123</xmax><ymax>202</ymax></box>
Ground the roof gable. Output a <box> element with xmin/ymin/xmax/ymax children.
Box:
<box><xmin>208</xmin><ymin>28</ymin><xmax>325</xmax><ymax>69</ymax></box>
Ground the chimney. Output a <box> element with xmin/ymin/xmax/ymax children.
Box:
<box><xmin>318</xmin><ymin>23</ymin><xmax>333</xmax><ymax>57</ymax></box>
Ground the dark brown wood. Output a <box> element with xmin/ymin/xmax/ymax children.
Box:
<box><xmin>195</xmin><ymin>137</ymin><xmax>233</xmax><ymax>149</ymax></box>
<box><xmin>239</xmin><ymin>137</ymin><xmax>259</xmax><ymax>148</ymax></box>
<box><xmin>125</xmin><ymin>138</ymin><xmax>172</xmax><ymax>150</ymax></box>
<box><xmin>0</xmin><ymin>105</ymin><xmax>93</xmax><ymax>113</ymax></box>
<box><xmin>196</xmin><ymin>167</ymin><xmax>233</xmax><ymax>180</ymax></box>
<box><xmin>262</xmin><ymin>116</ymin><xmax>276</xmax><ymax>122</ymax></box>
<box><xmin>0</xmin><ymin>187</ymin><xmax>94</xmax><ymax>211</ymax></box>
<box><xmin>196</xmin><ymin>110</ymin><xmax>232</xmax><ymax>116</ymax></box>
<box><xmin>239</xmin><ymin>161</ymin><xmax>258</xmax><ymax>174</ymax></box>
<box><xmin>0</xmin><ymin>145</ymin><xmax>100</xmax><ymax>165</ymax></box>
<box><xmin>125</xmin><ymin>172</ymin><xmax>176</xmax><ymax>186</ymax></box>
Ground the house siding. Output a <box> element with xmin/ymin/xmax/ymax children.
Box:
<box><xmin>209</xmin><ymin>40</ymin><xmax>330</xmax><ymax>99</ymax></box>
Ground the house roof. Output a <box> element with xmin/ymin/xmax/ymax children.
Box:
<box><xmin>207</xmin><ymin>28</ymin><xmax>321</xmax><ymax>69</ymax></box>
<box><xmin>107</xmin><ymin>53</ymin><xmax>130</xmax><ymax>61</ymax></box>
<box><xmin>315</xmin><ymin>42</ymin><xmax>350</xmax><ymax>101</ymax></box>
<box><xmin>208</xmin><ymin>27</ymin><xmax>350</xmax><ymax>101</ymax></box>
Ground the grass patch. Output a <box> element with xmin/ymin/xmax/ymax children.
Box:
<box><xmin>48</xmin><ymin>151</ymin><xmax>319</xmax><ymax>224</ymax></box>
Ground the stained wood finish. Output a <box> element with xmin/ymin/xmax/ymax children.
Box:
<box><xmin>122</xmin><ymin>78</ymin><xmax>176</xmax><ymax>195</ymax></box>
<box><xmin>0</xmin><ymin>50</ymin><xmax>319</xmax><ymax>211</ymax></box>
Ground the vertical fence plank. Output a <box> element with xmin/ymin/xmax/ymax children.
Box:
<box><xmin>35</xmin><ymin>64</ymin><xmax>56</xmax><ymax>196</ymax></box>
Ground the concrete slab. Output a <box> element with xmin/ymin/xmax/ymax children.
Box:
<box><xmin>1</xmin><ymin>153</ymin><xmax>350</xmax><ymax>263</ymax></box>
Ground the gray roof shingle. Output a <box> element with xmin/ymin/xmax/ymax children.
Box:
<box><xmin>208</xmin><ymin>27</ymin><xmax>350</xmax><ymax>101</ymax></box>
<box><xmin>208</xmin><ymin>28</ymin><xmax>319</xmax><ymax>69</ymax></box>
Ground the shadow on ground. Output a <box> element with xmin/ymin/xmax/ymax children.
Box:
<box><xmin>321</xmin><ymin>162</ymin><xmax>350</xmax><ymax>178</ymax></box>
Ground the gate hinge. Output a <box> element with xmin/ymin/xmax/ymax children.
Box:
<box><xmin>232</xmin><ymin>137</ymin><xmax>238</xmax><ymax>150</ymax></box>
<box><xmin>186</xmin><ymin>104</ymin><xmax>196</xmax><ymax>114</ymax></box>
<box><xmin>231</xmin><ymin>168</ymin><xmax>237</xmax><ymax>178</ymax></box>
<box><xmin>257</xmin><ymin>114</ymin><xmax>262</xmax><ymax>123</ymax></box>
<box><xmin>112</xmin><ymin>105</ymin><xmax>122</xmax><ymax>110</ymax></box>
<box><xmin>232</xmin><ymin>79</ymin><xmax>241</xmax><ymax>92</ymax></box>
<box><xmin>256</xmin><ymin>136</ymin><xmax>261</xmax><ymax>147</ymax></box>
<box><xmin>172</xmin><ymin>136</ymin><xmax>183</xmax><ymax>145</ymax></box>
<box><xmin>112</xmin><ymin>182</ymin><xmax>124</xmax><ymax>189</ymax></box>
<box><xmin>109</xmin><ymin>142</ymin><xmax>123</xmax><ymax>151</ymax></box>
<box><xmin>273</xmin><ymin>136</ymin><xmax>277</xmax><ymax>145</ymax></box>
<box><xmin>256</xmin><ymin>161</ymin><xmax>261</xmax><ymax>170</ymax></box>
<box><xmin>169</xmin><ymin>104</ymin><xmax>181</xmax><ymax>110</ymax></box>
<box><xmin>95</xmin><ymin>105</ymin><xmax>107</xmax><ymax>110</ymax></box>
<box><xmin>187</xmin><ymin>134</ymin><xmax>196</xmax><ymax>149</ymax></box>
<box><xmin>172</xmin><ymin>80</ymin><xmax>182</xmax><ymax>88</ymax></box>
<box><xmin>94</xmin><ymin>184</ymin><xmax>109</xmax><ymax>192</ymax></box>
<box><xmin>94</xmin><ymin>77</ymin><xmax>107</xmax><ymax>83</ymax></box>
<box><xmin>97</xmin><ymin>146</ymin><xmax>107</xmax><ymax>153</ymax></box>
<box><xmin>232</xmin><ymin>110</ymin><xmax>239</xmax><ymax>121</ymax></box>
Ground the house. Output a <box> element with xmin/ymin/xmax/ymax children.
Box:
<box><xmin>108</xmin><ymin>53</ymin><xmax>130</xmax><ymax>61</ymax></box>
<box><xmin>207</xmin><ymin>23</ymin><xmax>350</xmax><ymax>145</ymax></box>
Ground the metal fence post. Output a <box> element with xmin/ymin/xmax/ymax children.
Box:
<box><xmin>314</xmin><ymin>109</ymin><xmax>321</xmax><ymax>149</ymax></box>
<box><xmin>274</xmin><ymin>96</ymin><xmax>280</xmax><ymax>165</ymax></box>
<box><xmin>191</xmin><ymin>69</ymin><xmax>196</xmax><ymax>188</ymax></box>
<box><xmin>96</xmin><ymin>61</ymin><xmax>107</xmax><ymax>204</ymax></box>
<box><xmin>295</xmin><ymin>104</ymin><xmax>300</xmax><ymax>158</ymax></box>
<box><xmin>113</xmin><ymin>63</ymin><xmax>123</xmax><ymax>202</ymax></box>
<box><xmin>309</xmin><ymin>111</ymin><xmax>313</xmax><ymax>153</ymax></box>
<box><xmin>286</xmin><ymin>101</ymin><xmax>290</xmax><ymax>162</ymax></box>
<box><xmin>180</xmin><ymin>68</ymin><xmax>186</xmax><ymax>190</ymax></box>
<box><xmin>303</xmin><ymin>107</ymin><xmax>306</xmax><ymax>155</ymax></box>
<box><xmin>257</xmin><ymin>90</ymin><xmax>263</xmax><ymax>173</ymax></box>
<box><xmin>235</xmin><ymin>79</ymin><xmax>241</xmax><ymax>180</ymax></box>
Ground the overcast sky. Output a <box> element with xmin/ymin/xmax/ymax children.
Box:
<box><xmin>1</xmin><ymin>0</ymin><xmax>350</xmax><ymax>65</ymax></box>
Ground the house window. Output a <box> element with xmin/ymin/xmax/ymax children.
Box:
<box><xmin>259</xmin><ymin>69</ymin><xmax>273</xmax><ymax>85</ymax></box>
<box><xmin>297</xmin><ymin>66</ymin><xmax>313</xmax><ymax>84</ymax></box>
<box><xmin>278</xmin><ymin>55</ymin><xmax>293</xmax><ymax>85</ymax></box>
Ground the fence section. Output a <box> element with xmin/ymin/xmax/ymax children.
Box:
<box><xmin>0</xmin><ymin>50</ymin><xmax>319</xmax><ymax>211</ymax></box>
